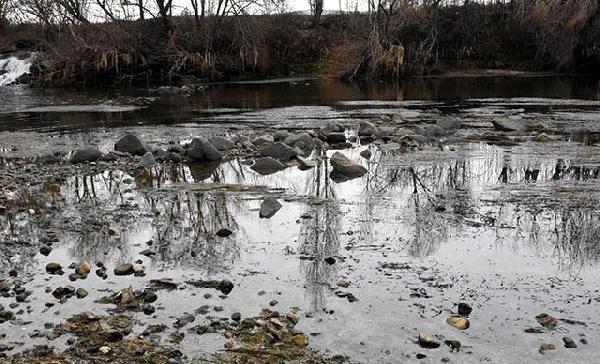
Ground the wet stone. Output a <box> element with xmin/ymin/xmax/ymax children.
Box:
<box><xmin>539</xmin><ymin>342</ymin><xmax>556</xmax><ymax>353</ymax></box>
<box><xmin>563</xmin><ymin>336</ymin><xmax>577</xmax><ymax>348</ymax></box>
<box><xmin>45</xmin><ymin>262</ymin><xmax>62</xmax><ymax>274</ymax></box>
<box><xmin>457</xmin><ymin>302</ymin><xmax>472</xmax><ymax>316</ymax></box>
<box><xmin>418</xmin><ymin>333</ymin><xmax>441</xmax><ymax>349</ymax></box>
<box><xmin>259</xmin><ymin>197</ymin><xmax>282</xmax><ymax>218</ymax></box>
<box><xmin>114</xmin><ymin>263</ymin><xmax>134</xmax><ymax>276</ymax></box>
<box><xmin>216</xmin><ymin>228</ymin><xmax>233</xmax><ymax>237</ymax></box>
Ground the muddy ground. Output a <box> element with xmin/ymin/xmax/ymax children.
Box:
<box><xmin>1</xmin><ymin>78</ymin><xmax>600</xmax><ymax>363</ymax></box>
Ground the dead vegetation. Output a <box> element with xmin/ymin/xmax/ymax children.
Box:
<box><xmin>0</xmin><ymin>0</ymin><xmax>599</xmax><ymax>85</ymax></box>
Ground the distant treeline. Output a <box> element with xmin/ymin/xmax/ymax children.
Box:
<box><xmin>0</xmin><ymin>0</ymin><xmax>599</xmax><ymax>86</ymax></box>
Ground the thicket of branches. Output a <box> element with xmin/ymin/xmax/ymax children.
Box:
<box><xmin>0</xmin><ymin>0</ymin><xmax>598</xmax><ymax>86</ymax></box>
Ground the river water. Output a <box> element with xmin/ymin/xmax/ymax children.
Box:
<box><xmin>1</xmin><ymin>76</ymin><xmax>600</xmax><ymax>363</ymax></box>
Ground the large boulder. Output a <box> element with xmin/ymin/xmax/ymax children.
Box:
<box><xmin>320</xmin><ymin>120</ymin><xmax>345</xmax><ymax>134</ymax></box>
<box><xmin>188</xmin><ymin>137</ymin><xmax>222</xmax><ymax>162</ymax></box>
<box><xmin>273</xmin><ymin>130</ymin><xmax>290</xmax><ymax>142</ymax></box>
<box><xmin>259</xmin><ymin>197</ymin><xmax>282</xmax><ymax>218</ymax></box>
<box><xmin>115</xmin><ymin>133</ymin><xmax>148</xmax><ymax>156</ymax></box>
<box><xmin>251</xmin><ymin>157</ymin><xmax>286</xmax><ymax>175</ymax></box>
<box><xmin>326</xmin><ymin>133</ymin><xmax>347</xmax><ymax>144</ymax></box>
<box><xmin>209</xmin><ymin>136</ymin><xmax>235</xmax><ymax>151</ymax></box>
<box><xmin>253</xmin><ymin>135</ymin><xmax>274</xmax><ymax>147</ymax></box>
<box><xmin>359</xmin><ymin>121</ymin><xmax>379</xmax><ymax>137</ymax></box>
<box><xmin>259</xmin><ymin>142</ymin><xmax>298</xmax><ymax>162</ymax></box>
<box><xmin>283</xmin><ymin>133</ymin><xmax>315</xmax><ymax>156</ymax></box>
<box><xmin>329</xmin><ymin>152</ymin><xmax>367</xmax><ymax>182</ymax></box>
<box><xmin>70</xmin><ymin>148</ymin><xmax>102</xmax><ymax>163</ymax></box>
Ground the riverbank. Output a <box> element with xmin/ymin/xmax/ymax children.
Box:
<box><xmin>1</xmin><ymin>1</ymin><xmax>599</xmax><ymax>87</ymax></box>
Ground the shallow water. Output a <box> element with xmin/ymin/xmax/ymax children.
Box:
<box><xmin>1</xmin><ymin>76</ymin><xmax>600</xmax><ymax>363</ymax></box>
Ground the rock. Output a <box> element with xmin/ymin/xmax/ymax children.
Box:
<box><xmin>444</xmin><ymin>340</ymin><xmax>461</xmax><ymax>351</ymax></box>
<box><xmin>580</xmin><ymin>337</ymin><xmax>589</xmax><ymax>345</ymax></box>
<box><xmin>52</xmin><ymin>286</ymin><xmax>75</xmax><ymax>299</ymax></box>
<box><xmin>99</xmin><ymin>346</ymin><xmax>111</xmax><ymax>354</ymax></box>
<box><xmin>326</xmin><ymin>133</ymin><xmax>347</xmax><ymax>144</ymax></box>
<box><xmin>46</xmin><ymin>262</ymin><xmax>62</xmax><ymax>274</ymax></box>
<box><xmin>188</xmin><ymin>137</ymin><xmax>222</xmax><ymax>162</ymax></box>
<box><xmin>259</xmin><ymin>142</ymin><xmax>298</xmax><ymax>162</ymax></box>
<box><xmin>101</xmin><ymin>152</ymin><xmax>120</xmax><ymax>162</ymax></box>
<box><xmin>320</xmin><ymin>121</ymin><xmax>344</xmax><ymax>134</ymax></box>
<box><xmin>174</xmin><ymin>313</ymin><xmax>196</xmax><ymax>329</ymax></box>
<box><xmin>437</xmin><ymin>118</ymin><xmax>461</xmax><ymax>130</ymax></box>
<box><xmin>114</xmin><ymin>133</ymin><xmax>148</xmax><ymax>156</ymax></box>
<box><xmin>75</xmin><ymin>288</ymin><xmax>88</xmax><ymax>299</ymax></box>
<box><xmin>417</xmin><ymin>124</ymin><xmax>446</xmax><ymax>138</ymax></box>
<box><xmin>251</xmin><ymin>157</ymin><xmax>286</xmax><ymax>175</ymax></box>
<box><xmin>539</xmin><ymin>342</ymin><xmax>556</xmax><ymax>353</ymax></box>
<box><xmin>269</xmin><ymin>300</ymin><xmax>278</xmax><ymax>307</ymax></box>
<box><xmin>39</xmin><ymin>245</ymin><xmax>52</xmax><ymax>256</ymax></box>
<box><xmin>143</xmin><ymin>290</ymin><xmax>158</xmax><ymax>303</ymax></box>
<box><xmin>224</xmin><ymin>340</ymin><xmax>233</xmax><ymax>349</ymax></box>
<box><xmin>563</xmin><ymin>336</ymin><xmax>577</xmax><ymax>348</ymax></box>
<box><xmin>359</xmin><ymin>121</ymin><xmax>378</xmax><ymax>136</ymax></box>
<box><xmin>216</xmin><ymin>228</ymin><xmax>233</xmax><ymax>237</ymax></box>
<box><xmin>359</xmin><ymin>149</ymin><xmax>372</xmax><ymax>160</ymax></box>
<box><xmin>75</xmin><ymin>260</ymin><xmax>91</xmax><ymax>275</ymax></box>
<box><xmin>283</xmin><ymin>133</ymin><xmax>315</xmax><ymax>155</ymax></box>
<box><xmin>217</xmin><ymin>279</ymin><xmax>234</xmax><ymax>295</ymax></box>
<box><xmin>38</xmin><ymin>154</ymin><xmax>62</xmax><ymax>164</ymax></box>
<box><xmin>138</xmin><ymin>152</ymin><xmax>156</xmax><ymax>167</ymax></box>
<box><xmin>337</xmin><ymin>280</ymin><xmax>350</xmax><ymax>288</ymax></box>
<box><xmin>536</xmin><ymin>313</ymin><xmax>557</xmax><ymax>329</ymax></box>
<box><xmin>377</xmin><ymin>126</ymin><xmax>397</xmax><ymax>138</ymax></box>
<box><xmin>418</xmin><ymin>332</ymin><xmax>440</xmax><ymax>349</ymax></box>
<box><xmin>296</xmin><ymin>156</ymin><xmax>317</xmax><ymax>169</ymax></box>
<box><xmin>252</xmin><ymin>135</ymin><xmax>273</xmax><ymax>147</ymax></box>
<box><xmin>447</xmin><ymin>316</ymin><xmax>470</xmax><ymax>330</ymax></box>
<box><xmin>70</xmin><ymin>148</ymin><xmax>102</xmax><ymax>163</ymax></box>
<box><xmin>457</xmin><ymin>302</ymin><xmax>472</xmax><ymax>316</ymax></box>
<box><xmin>273</xmin><ymin>130</ymin><xmax>290</xmax><ymax>142</ymax></box>
<box><xmin>329</xmin><ymin>152</ymin><xmax>367</xmax><ymax>182</ymax></box>
<box><xmin>291</xmin><ymin>334</ymin><xmax>309</xmax><ymax>348</ymax></box>
<box><xmin>210</xmin><ymin>136</ymin><xmax>235</xmax><ymax>151</ymax></box>
<box><xmin>492</xmin><ymin>117</ymin><xmax>545</xmax><ymax>132</ymax></box>
<box><xmin>416</xmin><ymin>353</ymin><xmax>427</xmax><ymax>359</ymax></box>
<box><xmin>534</xmin><ymin>133</ymin><xmax>552</xmax><ymax>142</ymax></box>
<box><xmin>259</xmin><ymin>197</ymin><xmax>282</xmax><ymax>218</ymax></box>
<box><xmin>231</xmin><ymin>312</ymin><xmax>241</xmax><ymax>322</ymax></box>
<box><xmin>324</xmin><ymin>257</ymin><xmax>336</xmax><ymax>265</ymax></box>
<box><xmin>114</xmin><ymin>263</ymin><xmax>134</xmax><ymax>276</ymax></box>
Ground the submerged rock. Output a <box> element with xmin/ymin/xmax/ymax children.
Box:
<box><xmin>70</xmin><ymin>148</ymin><xmax>102</xmax><ymax>163</ymax></box>
<box><xmin>493</xmin><ymin>117</ymin><xmax>545</xmax><ymax>132</ymax></box>
<box><xmin>138</xmin><ymin>152</ymin><xmax>156</xmax><ymax>167</ymax></box>
<box><xmin>359</xmin><ymin>149</ymin><xmax>372</xmax><ymax>160</ymax></box>
<box><xmin>251</xmin><ymin>157</ymin><xmax>286</xmax><ymax>175</ymax></box>
<box><xmin>216</xmin><ymin>228</ymin><xmax>233</xmax><ymax>237</ymax></box>
<box><xmin>259</xmin><ymin>197</ymin><xmax>282</xmax><ymax>218</ymax></box>
<box><xmin>114</xmin><ymin>133</ymin><xmax>148</xmax><ymax>156</ymax></box>
<box><xmin>329</xmin><ymin>152</ymin><xmax>367</xmax><ymax>182</ymax></box>
<box><xmin>188</xmin><ymin>137</ymin><xmax>222</xmax><ymax>162</ymax></box>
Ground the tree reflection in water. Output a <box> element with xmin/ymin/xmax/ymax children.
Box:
<box><xmin>298</xmin><ymin>150</ymin><xmax>342</xmax><ymax>312</ymax></box>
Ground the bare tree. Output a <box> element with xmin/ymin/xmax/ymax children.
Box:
<box><xmin>309</xmin><ymin>0</ymin><xmax>323</xmax><ymax>28</ymax></box>
<box><xmin>56</xmin><ymin>0</ymin><xmax>90</xmax><ymax>23</ymax></box>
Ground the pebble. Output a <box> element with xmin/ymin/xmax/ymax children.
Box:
<box><xmin>418</xmin><ymin>332</ymin><xmax>440</xmax><ymax>349</ymax></box>
<box><xmin>114</xmin><ymin>263</ymin><xmax>134</xmax><ymax>276</ymax></box>
<box><xmin>75</xmin><ymin>288</ymin><xmax>88</xmax><ymax>299</ymax></box>
<box><xmin>539</xmin><ymin>342</ymin><xmax>556</xmax><ymax>353</ymax></box>
<box><xmin>457</xmin><ymin>302</ymin><xmax>472</xmax><ymax>316</ymax></box>
<box><xmin>447</xmin><ymin>316</ymin><xmax>469</xmax><ymax>330</ymax></box>
<box><xmin>563</xmin><ymin>336</ymin><xmax>577</xmax><ymax>348</ymax></box>
<box><xmin>291</xmin><ymin>334</ymin><xmax>309</xmax><ymax>348</ymax></box>
<box><xmin>45</xmin><ymin>263</ymin><xmax>62</xmax><ymax>274</ymax></box>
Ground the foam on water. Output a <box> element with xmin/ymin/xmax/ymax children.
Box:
<box><xmin>0</xmin><ymin>53</ymin><xmax>36</xmax><ymax>86</ymax></box>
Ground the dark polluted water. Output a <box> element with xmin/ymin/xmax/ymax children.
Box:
<box><xmin>1</xmin><ymin>77</ymin><xmax>600</xmax><ymax>363</ymax></box>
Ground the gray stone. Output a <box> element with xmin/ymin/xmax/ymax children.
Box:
<box><xmin>283</xmin><ymin>133</ymin><xmax>315</xmax><ymax>155</ymax></box>
<box><xmin>320</xmin><ymin>121</ymin><xmax>344</xmax><ymax>134</ymax></box>
<box><xmin>114</xmin><ymin>133</ymin><xmax>148</xmax><ymax>156</ymax></box>
<box><xmin>114</xmin><ymin>263</ymin><xmax>134</xmax><ymax>276</ymax></box>
<box><xmin>329</xmin><ymin>152</ymin><xmax>367</xmax><ymax>182</ymax></box>
<box><xmin>492</xmin><ymin>117</ymin><xmax>545</xmax><ymax>132</ymax></box>
<box><xmin>259</xmin><ymin>197</ymin><xmax>282</xmax><ymax>219</ymax></box>
<box><xmin>252</xmin><ymin>135</ymin><xmax>274</xmax><ymax>147</ymax></box>
<box><xmin>188</xmin><ymin>137</ymin><xmax>222</xmax><ymax>162</ymax></box>
<box><xmin>360</xmin><ymin>149</ymin><xmax>372</xmax><ymax>160</ymax></box>
<box><xmin>209</xmin><ymin>136</ymin><xmax>235</xmax><ymax>151</ymax></box>
<box><xmin>359</xmin><ymin>121</ymin><xmax>379</xmax><ymax>136</ymax></box>
<box><xmin>273</xmin><ymin>130</ymin><xmax>290</xmax><ymax>142</ymax></box>
<box><xmin>138</xmin><ymin>152</ymin><xmax>156</xmax><ymax>167</ymax></box>
<box><xmin>70</xmin><ymin>148</ymin><xmax>102</xmax><ymax>163</ymax></box>
<box><xmin>251</xmin><ymin>157</ymin><xmax>286</xmax><ymax>175</ymax></box>
<box><xmin>437</xmin><ymin>118</ymin><xmax>461</xmax><ymax>130</ymax></box>
<box><xmin>259</xmin><ymin>142</ymin><xmax>298</xmax><ymax>162</ymax></box>
<box><xmin>326</xmin><ymin>133</ymin><xmax>346</xmax><ymax>143</ymax></box>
